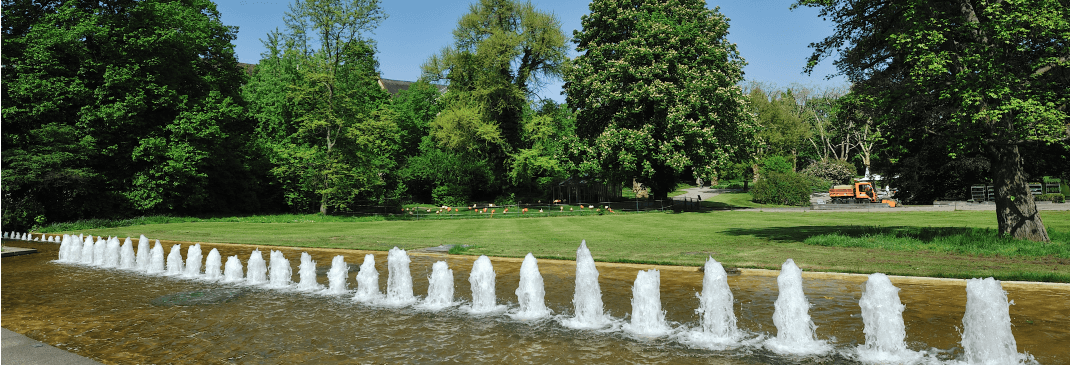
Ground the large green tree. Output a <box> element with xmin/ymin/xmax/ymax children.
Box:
<box><xmin>2</xmin><ymin>0</ymin><xmax>254</xmax><ymax>230</ymax></box>
<box><xmin>796</xmin><ymin>0</ymin><xmax>1069</xmax><ymax>241</ymax></box>
<box><xmin>418</xmin><ymin>0</ymin><xmax>568</xmax><ymax>202</ymax></box>
<box><xmin>245</xmin><ymin>0</ymin><xmax>398</xmax><ymax>214</ymax></box>
<box><xmin>566</xmin><ymin>0</ymin><xmax>758</xmax><ymax>200</ymax></box>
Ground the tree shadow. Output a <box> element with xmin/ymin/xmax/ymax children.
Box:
<box><xmin>720</xmin><ymin>225</ymin><xmax>979</xmax><ymax>243</ymax></box>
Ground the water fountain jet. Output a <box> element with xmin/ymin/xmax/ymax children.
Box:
<box><xmin>417</xmin><ymin>261</ymin><xmax>454</xmax><ymax>310</ymax></box>
<box><xmin>353</xmin><ymin>254</ymin><xmax>382</xmax><ymax>303</ymax></box>
<box><xmin>297</xmin><ymin>252</ymin><xmax>323</xmax><ymax>292</ymax></box>
<box><xmin>764</xmin><ymin>259</ymin><xmax>830</xmax><ymax>355</ymax></box>
<box><xmin>204</xmin><ymin>248</ymin><xmax>223</xmax><ymax>281</ymax></box>
<box><xmin>562</xmin><ymin>241</ymin><xmax>611</xmax><ymax>329</ymax></box>
<box><xmin>623</xmin><ymin>269</ymin><xmax>670</xmax><ymax>336</ymax></box>
<box><xmin>325</xmin><ymin>256</ymin><xmax>348</xmax><ymax>295</ymax></box>
<box><xmin>512</xmin><ymin>253</ymin><xmax>549</xmax><ymax>320</ymax></box>
<box><xmin>267</xmin><ymin>250</ymin><xmax>292</xmax><ymax>289</ymax></box>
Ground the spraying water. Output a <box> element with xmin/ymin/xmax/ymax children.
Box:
<box><xmin>223</xmin><ymin>255</ymin><xmax>244</xmax><ymax>283</ymax></box>
<box><xmin>183</xmin><ymin>244</ymin><xmax>203</xmax><ymax>278</ymax></box>
<box><xmin>962</xmin><ymin>277</ymin><xmax>1031</xmax><ymax>364</ymax></box>
<box><xmin>325</xmin><ymin>255</ymin><xmax>349</xmax><ymax>295</ymax></box>
<box><xmin>204</xmin><ymin>248</ymin><xmax>223</xmax><ymax>281</ymax></box>
<box><xmin>92</xmin><ymin>237</ymin><xmax>107</xmax><ymax>266</ymax></box>
<box><xmin>135</xmin><ymin>235</ymin><xmax>151</xmax><ymax>271</ymax></box>
<box><xmin>513</xmin><ymin>253</ymin><xmax>549</xmax><ymax>320</ymax></box>
<box><xmin>382</xmin><ymin>247</ymin><xmax>416</xmax><ymax>306</ymax></box>
<box><xmin>57</xmin><ymin>235</ymin><xmax>70</xmax><ymax>262</ymax></box>
<box><xmin>297</xmin><ymin>252</ymin><xmax>323</xmax><ymax>291</ymax></box>
<box><xmin>79</xmin><ymin>236</ymin><xmax>94</xmax><ymax>265</ymax></box>
<box><xmin>467</xmin><ymin>255</ymin><xmax>500</xmax><ymax>313</ymax></box>
<box><xmin>102</xmin><ymin>237</ymin><xmax>120</xmax><ymax>268</ymax></box>
<box><xmin>246</xmin><ymin>250</ymin><xmax>268</xmax><ymax>285</ymax></box>
<box><xmin>267</xmin><ymin>250</ymin><xmax>292</xmax><ymax>289</ymax></box>
<box><xmin>764</xmin><ymin>259</ymin><xmax>830</xmax><ymax>355</ymax></box>
<box><xmin>119</xmin><ymin>237</ymin><xmax>136</xmax><ymax>270</ymax></box>
<box><xmin>353</xmin><ymin>254</ymin><xmax>382</xmax><ymax>303</ymax></box>
<box><xmin>856</xmin><ymin>273</ymin><xmax>921</xmax><ymax>363</ymax></box>
<box><xmin>562</xmin><ymin>240</ymin><xmax>611</xmax><ymax>329</ymax></box>
<box><xmin>418</xmin><ymin>261</ymin><xmax>454</xmax><ymax>310</ymax></box>
<box><xmin>166</xmin><ymin>244</ymin><xmax>185</xmax><ymax>276</ymax></box>
<box><xmin>623</xmin><ymin>269</ymin><xmax>670</xmax><ymax>336</ymax></box>
<box><xmin>147</xmin><ymin>241</ymin><xmax>166</xmax><ymax>274</ymax></box>
<box><xmin>697</xmin><ymin>257</ymin><xmax>739</xmax><ymax>341</ymax></box>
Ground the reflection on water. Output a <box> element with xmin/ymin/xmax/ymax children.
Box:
<box><xmin>2</xmin><ymin>240</ymin><xmax>1068</xmax><ymax>364</ymax></box>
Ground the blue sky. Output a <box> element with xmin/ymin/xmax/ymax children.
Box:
<box><xmin>217</xmin><ymin>0</ymin><xmax>849</xmax><ymax>103</ymax></box>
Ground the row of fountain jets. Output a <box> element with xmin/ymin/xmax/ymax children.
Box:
<box><xmin>6</xmin><ymin>231</ymin><xmax>1031</xmax><ymax>364</ymax></box>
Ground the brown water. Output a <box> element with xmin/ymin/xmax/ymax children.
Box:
<box><xmin>2</xmin><ymin>239</ymin><xmax>1068</xmax><ymax>364</ymax></box>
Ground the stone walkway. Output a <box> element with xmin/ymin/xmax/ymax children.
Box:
<box><xmin>1</xmin><ymin>328</ymin><xmax>103</xmax><ymax>365</ymax></box>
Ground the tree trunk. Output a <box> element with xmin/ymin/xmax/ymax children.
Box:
<box><xmin>992</xmin><ymin>144</ymin><xmax>1050</xmax><ymax>242</ymax></box>
<box><xmin>650</xmin><ymin>169</ymin><xmax>676</xmax><ymax>201</ymax></box>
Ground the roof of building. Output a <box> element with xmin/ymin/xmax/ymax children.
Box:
<box><xmin>377</xmin><ymin>78</ymin><xmax>447</xmax><ymax>95</ymax></box>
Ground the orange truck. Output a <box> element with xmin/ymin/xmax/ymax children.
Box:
<box><xmin>829</xmin><ymin>182</ymin><xmax>897</xmax><ymax>207</ymax></box>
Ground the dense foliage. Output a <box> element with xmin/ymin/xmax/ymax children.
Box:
<box><xmin>417</xmin><ymin>0</ymin><xmax>571</xmax><ymax>204</ymax></box>
<box><xmin>566</xmin><ymin>0</ymin><xmax>758</xmax><ymax>200</ymax></box>
<box><xmin>751</xmin><ymin>171</ymin><xmax>812</xmax><ymax>206</ymax></box>
<box><xmin>243</xmin><ymin>0</ymin><xmax>397</xmax><ymax>214</ymax></box>
<box><xmin>795</xmin><ymin>0</ymin><xmax>1069</xmax><ymax>241</ymax></box>
<box><xmin>2</xmin><ymin>0</ymin><xmax>260</xmax><ymax>230</ymax></box>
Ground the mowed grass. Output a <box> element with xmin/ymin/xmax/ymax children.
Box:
<box><xmin>58</xmin><ymin>210</ymin><xmax>1070</xmax><ymax>282</ymax></box>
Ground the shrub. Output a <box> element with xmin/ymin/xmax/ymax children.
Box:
<box><xmin>760</xmin><ymin>155</ymin><xmax>792</xmax><ymax>174</ymax></box>
<box><xmin>751</xmin><ymin>171</ymin><xmax>812</xmax><ymax>206</ymax></box>
<box><xmin>431</xmin><ymin>184</ymin><xmax>468</xmax><ymax>207</ymax></box>
<box><xmin>801</xmin><ymin>159</ymin><xmax>856</xmax><ymax>185</ymax></box>
<box><xmin>1037</xmin><ymin>193</ymin><xmax>1065</xmax><ymax>203</ymax></box>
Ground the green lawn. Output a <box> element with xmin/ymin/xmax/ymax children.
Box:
<box><xmin>53</xmin><ymin>210</ymin><xmax>1070</xmax><ymax>282</ymax></box>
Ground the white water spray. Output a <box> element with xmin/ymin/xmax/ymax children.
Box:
<box><xmin>183</xmin><ymin>244</ymin><xmax>203</xmax><ymax>278</ymax></box>
<box><xmin>513</xmin><ymin>253</ymin><xmax>549</xmax><ymax>319</ymax></box>
<box><xmin>325</xmin><ymin>255</ymin><xmax>349</xmax><ymax>295</ymax></box>
<box><xmin>267</xmin><ymin>250</ymin><xmax>292</xmax><ymax>289</ymax></box>
<box><xmin>562</xmin><ymin>240</ymin><xmax>611</xmax><ymax>329</ymax></box>
<box><xmin>764</xmin><ymin>259</ymin><xmax>830</xmax><ymax>355</ymax></box>
<box><xmin>623</xmin><ymin>269</ymin><xmax>669</xmax><ymax>336</ymax></box>
<box><xmin>418</xmin><ymin>261</ymin><xmax>454</xmax><ymax>310</ymax></box>
<box><xmin>147</xmin><ymin>241</ymin><xmax>166</xmax><ymax>274</ymax></box>
<box><xmin>246</xmin><ymin>250</ymin><xmax>268</xmax><ymax>285</ymax></box>
<box><xmin>223</xmin><ymin>255</ymin><xmax>244</xmax><ymax>283</ymax></box>
<box><xmin>204</xmin><ymin>248</ymin><xmax>222</xmax><ymax>281</ymax></box>
<box><xmin>297</xmin><ymin>252</ymin><xmax>323</xmax><ymax>291</ymax></box>
<box><xmin>383</xmin><ymin>247</ymin><xmax>416</xmax><ymax>306</ymax></box>
<box><xmin>353</xmin><ymin>254</ymin><xmax>382</xmax><ymax>303</ymax></box>
<box><xmin>166</xmin><ymin>244</ymin><xmax>184</xmax><ymax>276</ymax></box>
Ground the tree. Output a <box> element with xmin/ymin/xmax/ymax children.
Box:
<box><xmin>419</xmin><ymin>0</ymin><xmax>569</xmax><ymax>201</ymax></box>
<box><xmin>245</xmin><ymin>0</ymin><xmax>397</xmax><ymax>214</ymax></box>
<box><xmin>2</xmin><ymin>0</ymin><xmax>254</xmax><ymax>229</ymax></box>
<box><xmin>747</xmin><ymin>86</ymin><xmax>811</xmax><ymax>170</ymax></box>
<box><xmin>566</xmin><ymin>0</ymin><xmax>758</xmax><ymax>200</ymax></box>
<box><xmin>795</xmin><ymin>0</ymin><xmax>1069</xmax><ymax>241</ymax></box>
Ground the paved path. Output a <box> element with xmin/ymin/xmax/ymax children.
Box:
<box><xmin>671</xmin><ymin>186</ymin><xmax>728</xmax><ymax>202</ymax></box>
<box><xmin>1</xmin><ymin>328</ymin><xmax>103</xmax><ymax>365</ymax></box>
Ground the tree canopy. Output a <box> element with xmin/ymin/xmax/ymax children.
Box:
<box><xmin>566</xmin><ymin>0</ymin><xmax>758</xmax><ymax>199</ymax></box>
<box><xmin>2</xmin><ymin>0</ymin><xmax>255</xmax><ymax>229</ymax></box>
<box><xmin>795</xmin><ymin>0</ymin><xmax>1069</xmax><ymax>241</ymax></box>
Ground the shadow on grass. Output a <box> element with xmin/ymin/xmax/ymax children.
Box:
<box><xmin>721</xmin><ymin>225</ymin><xmax>976</xmax><ymax>243</ymax></box>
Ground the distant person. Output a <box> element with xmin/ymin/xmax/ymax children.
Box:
<box><xmin>696</xmin><ymin>177</ymin><xmax>703</xmax><ymax>188</ymax></box>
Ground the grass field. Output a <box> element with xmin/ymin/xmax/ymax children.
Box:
<box><xmin>48</xmin><ymin>210</ymin><xmax>1070</xmax><ymax>282</ymax></box>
